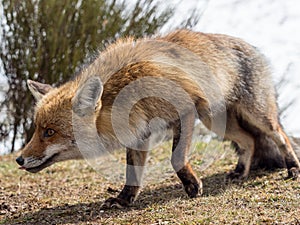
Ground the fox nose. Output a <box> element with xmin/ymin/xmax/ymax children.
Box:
<box><xmin>16</xmin><ymin>156</ymin><xmax>24</xmax><ymax>166</ymax></box>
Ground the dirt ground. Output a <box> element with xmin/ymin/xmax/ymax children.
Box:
<box><xmin>1</xmin><ymin>142</ymin><xmax>300</xmax><ymax>225</ymax></box>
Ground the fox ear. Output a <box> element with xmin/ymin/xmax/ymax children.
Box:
<box><xmin>27</xmin><ymin>80</ymin><xmax>53</xmax><ymax>101</ymax></box>
<box><xmin>72</xmin><ymin>77</ymin><xmax>103</xmax><ymax>117</ymax></box>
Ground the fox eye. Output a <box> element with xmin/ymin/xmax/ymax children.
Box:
<box><xmin>44</xmin><ymin>128</ymin><xmax>55</xmax><ymax>137</ymax></box>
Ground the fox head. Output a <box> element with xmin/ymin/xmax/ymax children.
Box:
<box><xmin>16</xmin><ymin>77</ymin><xmax>103</xmax><ymax>173</ymax></box>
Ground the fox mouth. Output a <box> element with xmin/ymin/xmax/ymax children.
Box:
<box><xmin>20</xmin><ymin>153</ymin><xmax>60</xmax><ymax>173</ymax></box>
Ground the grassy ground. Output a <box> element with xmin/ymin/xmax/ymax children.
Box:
<box><xmin>0</xmin><ymin>141</ymin><xmax>299</xmax><ymax>225</ymax></box>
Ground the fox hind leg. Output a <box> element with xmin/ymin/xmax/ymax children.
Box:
<box><xmin>240</xmin><ymin>108</ymin><xmax>300</xmax><ymax>180</ymax></box>
<box><xmin>224</xmin><ymin>112</ymin><xmax>255</xmax><ymax>180</ymax></box>
<box><xmin>268</xmin><ymin>126</ymin><xmax>300</xmax><ymax>179</ymax></box>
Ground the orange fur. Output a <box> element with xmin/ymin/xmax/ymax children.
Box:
<box><xmin>17</xmin><ymin>29</ymin><xmax>300</xmax><ymax>206</ymax></box>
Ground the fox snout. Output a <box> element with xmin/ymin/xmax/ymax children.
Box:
<box><xmin>16</xmin><ymin>156</ymin><xmax>25</xmax><ymax>166</ymax></box>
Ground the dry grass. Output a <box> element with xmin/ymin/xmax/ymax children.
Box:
<box><xmin>0</xmin><ymin>141</ymin><xmax>300</xmax><ymax>225</ymax></box>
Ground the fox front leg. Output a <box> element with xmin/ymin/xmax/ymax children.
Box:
<box><xmin>172</xmin><ymin>112</ymin><xmax>202</xmax><ymax>198</ymax></box>
<box><xmin>101</xmin><ymin>148</ymin><xmax>148</xmax><ymax>209</ymax></box>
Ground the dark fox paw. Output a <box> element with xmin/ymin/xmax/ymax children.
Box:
<box><xmin>226</xmin><ymin>163</ymin><xmax>248</xmax><ymax>182</ymax></box>
<box><xmin>287</xmin><ymin>167</ymin><xmax>300</xmax><ymax>181</ymax></box>
<box><xmin>101</xmin><ymin>197</ymin><xmax>130</xmax><ymax>209</ymax></box>
<box><xmin>184</xmin><ymin>180</ymin><xmax>203</xmax><ymax>198</ymax></box>
<box><xmin>226</xmin><ymin>171</ymin><xmax>247</xmax><ymax>182</ymax></box>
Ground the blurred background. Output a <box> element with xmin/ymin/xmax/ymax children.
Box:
<box><xmin>0</xmin><ymin>0</ymin><xmax>299</xmax><ymax>154</ymax></box>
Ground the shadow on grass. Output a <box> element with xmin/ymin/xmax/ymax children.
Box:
<box><xmin>3</xmin><ymin>169</ymin><xmax>279</xmax><ymax>225</ymax></box>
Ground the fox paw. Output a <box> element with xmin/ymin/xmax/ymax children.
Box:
<box><xmin>226</xmin><ymin>171</ymin><xmax>247</xmax><ymax>182</ymax></box>
<box><xmin>287</xmin><ymin>167</ymin><xmax>300</xmax><ymax>181</ymax></box>
<box><xmin>101</xmin><ymin>197</ymin><xmax>130</xmax><ymax>209</ymax></box>
<box><xmin>184</xmin><ymin>180</ymin><xmax>203</xmax><ymax>198</ymax></box>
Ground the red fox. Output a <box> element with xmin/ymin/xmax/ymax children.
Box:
<box><xmin>16</xmin><ymin>29</ymin><xmax>300</xmax><ymax>208</ymax></box>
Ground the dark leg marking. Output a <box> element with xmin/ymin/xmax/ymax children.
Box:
<box><xmin>226</xmin><ymin>163</ymin><xmax>246</xmax><ymax>181</ymax></box>
<box><xmin>102</xmin><ymin>148</ymin><xmax>148</xmax><ymax>209</ymax></box>
<box><xmin>171</xmin><ymin>112</ymin><xmax>202</xmax><ymax>198</ymax></box>
<box><xmin>177</xmin><ymin>163</ymin><xmax>202</xmax><ymax>198</ymax></box>
<box><xmin>101</xmin><ymin>185</ymin><xmax>140</xmax><ymax>209</ymax></box>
